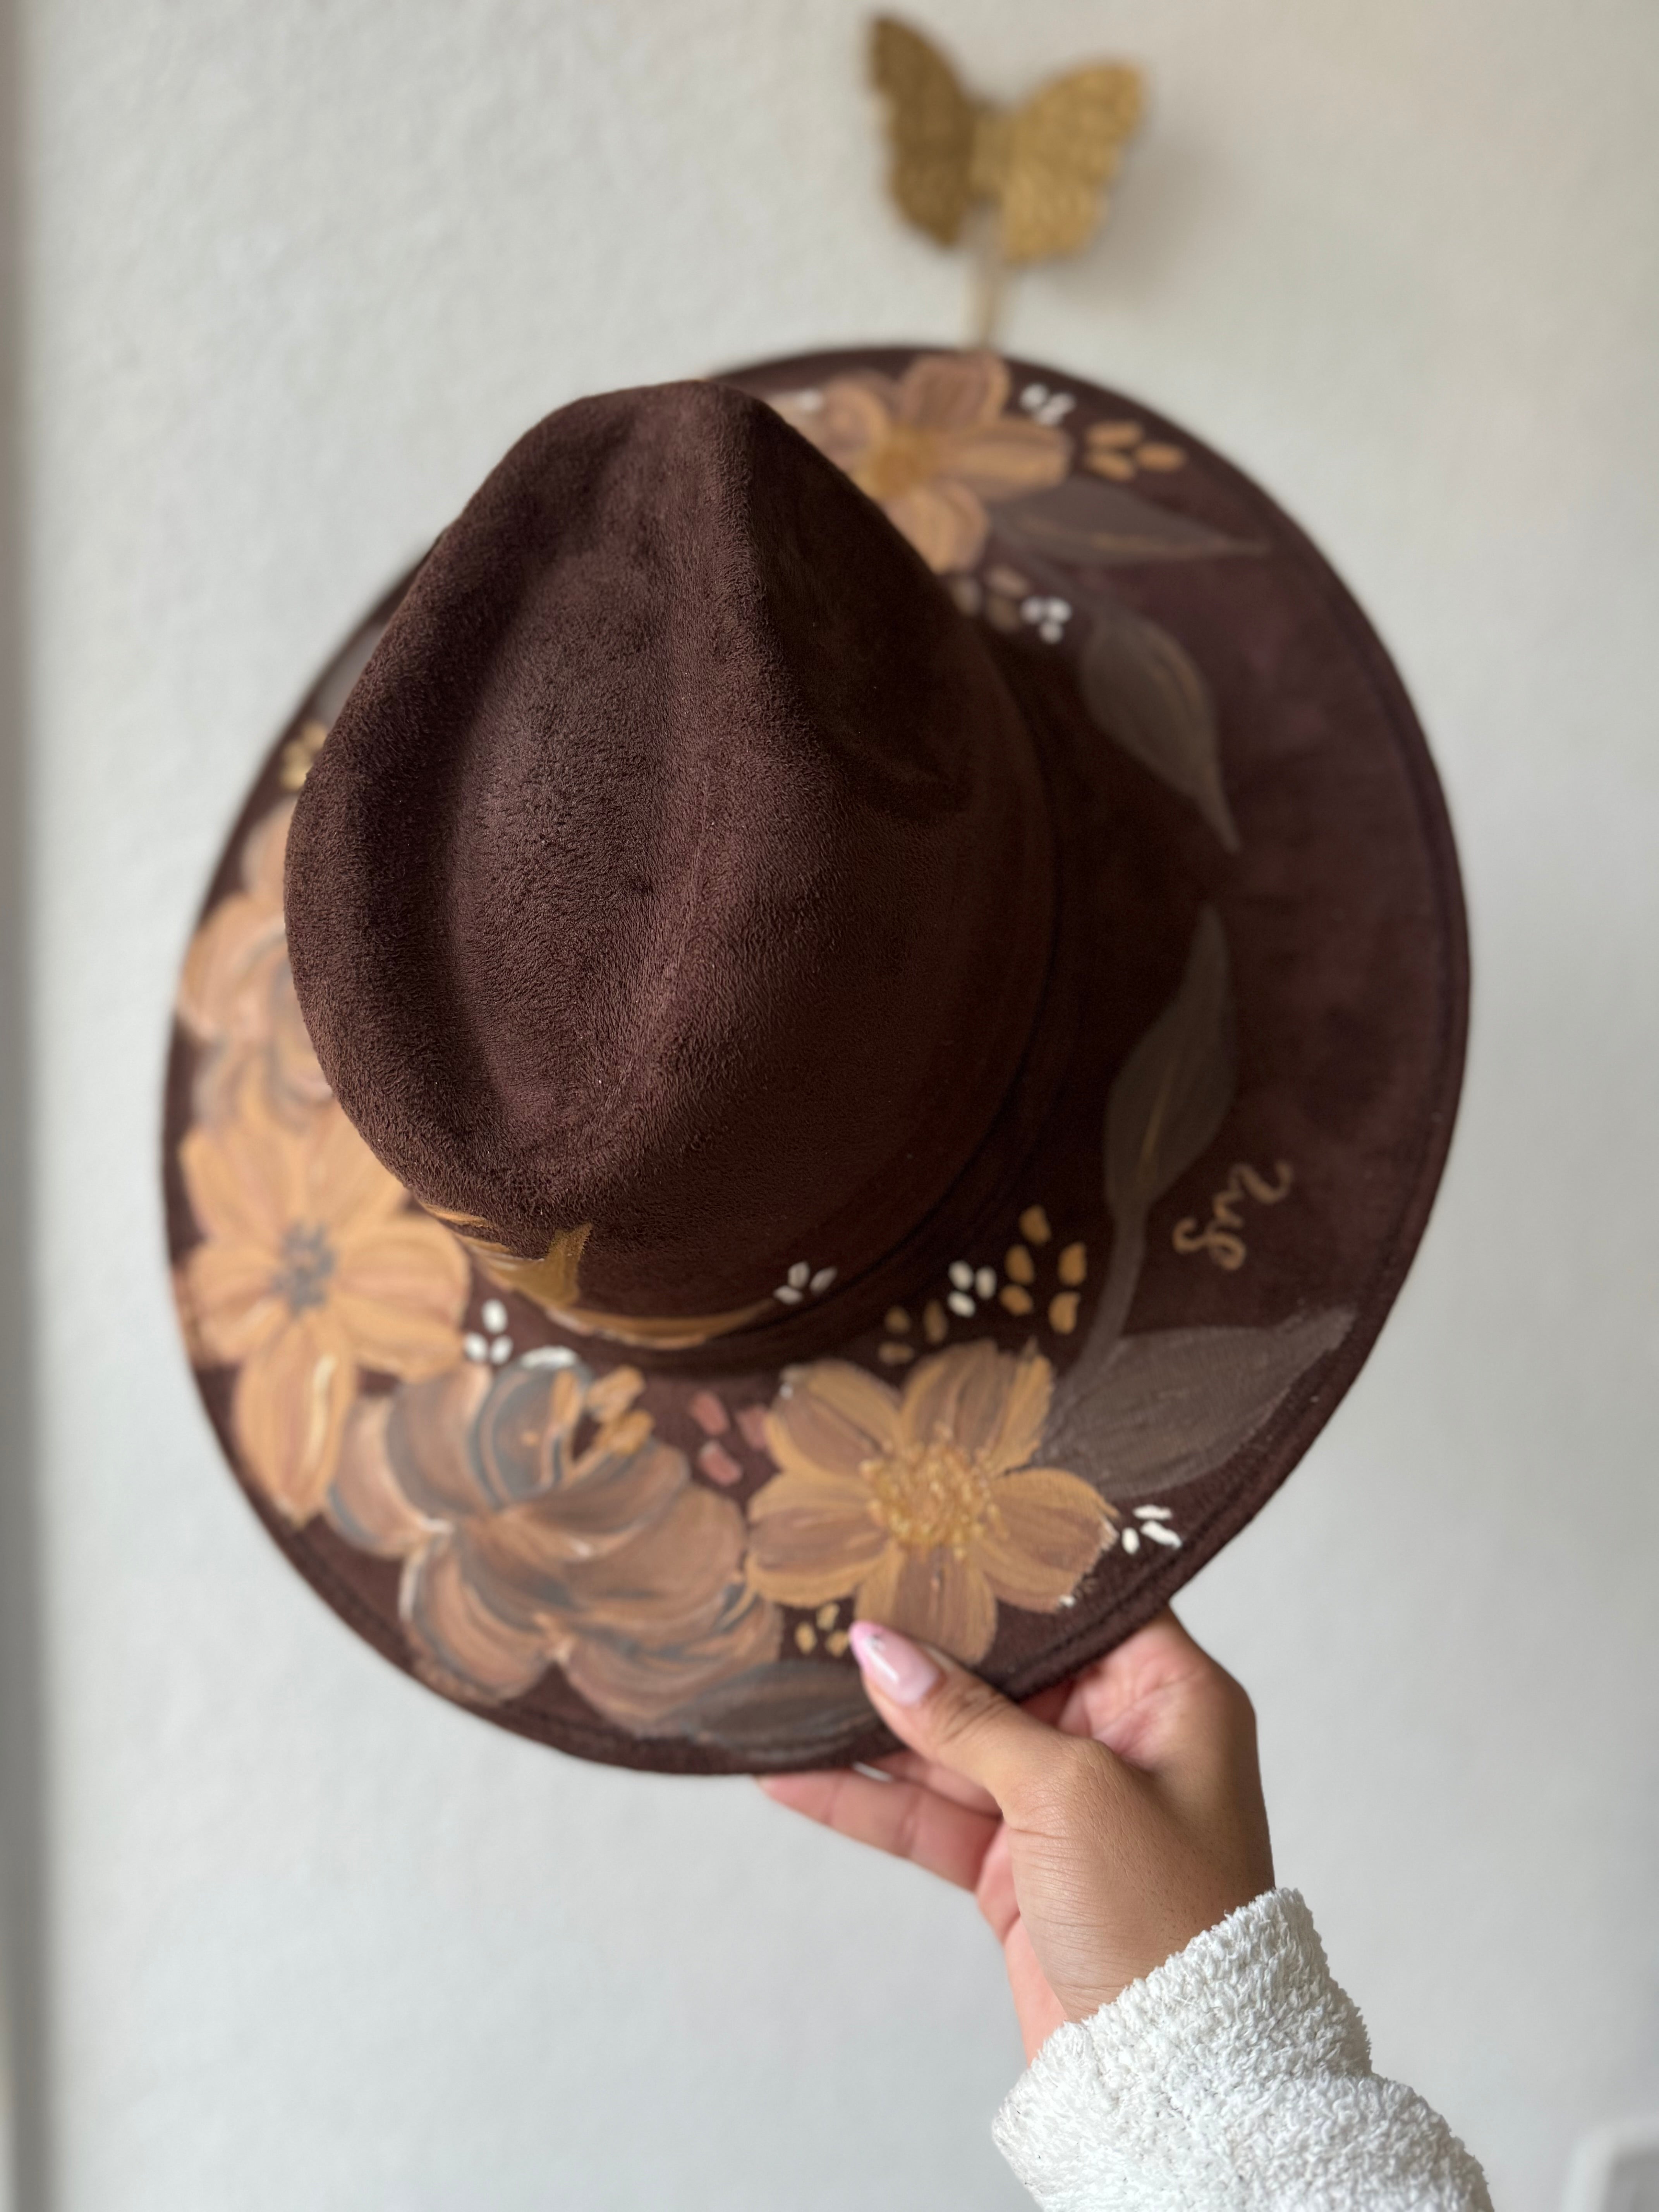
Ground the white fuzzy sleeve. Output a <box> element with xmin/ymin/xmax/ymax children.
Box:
<box><xmin>992</xmin><ymin>1888</ymin><xmax>1491</xmax><ymax>2211</ymax></box>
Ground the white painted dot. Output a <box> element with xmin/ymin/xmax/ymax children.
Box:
<box><xmin>481</xmin><ymin>1298</ymin><xmax>508</xmax><ymax>1333</ymax></box>
<box><xmin>810</xmin><ymin>1267</ymin><xmax>836</xmax><ymax>1294</ymax></box>
<box><xmin>1050</xmin><ymin>599</ymin><xmax>1072</xmax><ymax>620</ymax></box>
<box><xmin>947</xmin><ymin>1291</ymin><xmax>975</xmax><ymax>1318</ymax></box>
<box><xmin>948</xmin><ymin>1261</ymin><xmax>974</xmax><ymax>1291</ymax></box>
<box><xmin>1021</xmin><ymin>383</ymin><xmax>1048</xmax><ymax>407</ymax></box>
<box><xmin>1142</xmin><ymin>1522</ymin><xmax>1182</xmax><ymax>1548</ymax></box>
<box><xmin>489</xmin><ymin>1336</ymin><xmax>513</xmax><ymax>1365</ymax></box>
<box><xmin>462</xmin><ymin>1333</ymin><xmax>488</xmax><ymax>1363</ymax></box>
<box><xmin>520</xmin><ymin>1346</ymin><xmax>578</xmax><ymax>1369</ymax></box>
<box><xmin>1135</xmin><ymin>1505</ymin><xmax>1173</xmax><ymax>1521</ymax></box>
<box><xmin>974</xmin><ymin>1267</ymin><xmax>996</xmax><ymax>1299</ymax></box>
<box><xmin>1121</xmin><ymin>1525</ymin><xmax>1141</xmax><ymax>1554</ymax></box>
<box><xmin>775</xmin><ymin>1285</ymin><xmax>804</xmax><ymax>1304</ymax></box>
<box><xmin>787</xmin><ymin>1261</ymin><xmax>811</xmax><ymax>1289</ymax></box>
<box><xmin>1039</xmin><ymin>622</ymin><xmax>1063</xmax><ymax>644</ymax></box>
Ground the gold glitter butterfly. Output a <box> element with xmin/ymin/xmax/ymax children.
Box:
<box><xmin>870</xmin><ymin>15</ymin><xmax>1144</xmax><ymax>334</ymax></box>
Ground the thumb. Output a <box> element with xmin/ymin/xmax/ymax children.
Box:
<box><xmin>850</xmin><ymin>1621</ymin><xmax>1088</xmax><ymax>1820</ymax></box>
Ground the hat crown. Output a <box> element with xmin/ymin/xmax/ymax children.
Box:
<box><xmin>285</xmin><ymin>381</ymin><xmax>1053</xmax><ymax>1335</ymax></box>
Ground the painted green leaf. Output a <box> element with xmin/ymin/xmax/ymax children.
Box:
<box><xmin>1104</xmin><ymin>906</ymin><xmax>1236</xmax><ymax>1227</ymax></box>
<box><xmin>994</xmin><ymin>476</ymin><xmax>1262</xmax><ymax>565</ymax></box>
<box><xmin>1081</xmin><ymin>599</ymin><xmax>1240</xmax><ymax>851</ymax></box>
<box><xmin>1046</xmin><ymin>1308</ymin><xmax>1354</xmax><ymax>1494</ymax></box>
<box><xmin>665</xmin><ymin>1660</ymin><xmax>875</xmax><ymax>1756</ymax></box>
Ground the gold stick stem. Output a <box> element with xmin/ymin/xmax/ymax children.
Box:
<box><xmin>967</xmin><ymin>202</ymin><xmax>1006</xmax><ymax>348</ymax></box>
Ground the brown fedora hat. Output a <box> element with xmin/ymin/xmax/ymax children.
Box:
<box><xmin>165</xmin><ymin>346</ymin><xmax>1466</xmax><ymax>1774</ymax></box>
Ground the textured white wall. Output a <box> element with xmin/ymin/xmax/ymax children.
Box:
<box><xmin>14</xmin><ymin>2</ymin><xmax>1658</xmax><ymax>2207</ymax></box>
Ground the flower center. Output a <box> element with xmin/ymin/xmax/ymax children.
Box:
<box><xmin>272</xmin><ymin>1221</ymin><xmax>336</xmax><ymax>1314</ymax></box>
<box><xmin>863</xmin><ymin>1429</ymin><xmax>1002</xmax><ymax>1560</ymax></box>
<box><xmin>853</xmin><ymin>424</ymin><xmax>944</xmax><ymax>504</ymax></box>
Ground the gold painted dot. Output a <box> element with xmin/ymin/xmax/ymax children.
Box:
<box><xmin>1087</xmin><ymin>419</ymin><xmax>1142</xmax><ymax>449</ymax></box>
<box><xmin>999</xmin><ymin>1284</ymin><xmax>1034</xmax><ymax>1316</ymax></box>
<box><xmin>816</xmin><ymin>1602</ymin><xmax>840</xmax><ymax>1630</ymax></box>
<box><xmin>1058</xmin><ymin>1242</ymin><xmax>1087</xmax><ymax>1286</ymax></box>
<box><xmin>826</xmin><ymin>1630</ymin><xmax>850</xmax><ymax>1657</ymax></box>
<box><xmin>923</xmin><ymin>1299</ymin><xmax>948</xmax><ymax>1345</ymax></box>
<box><xmin>1049</xmin><ymin>1291</ymin><xmax>1080</xmax><ymax>1334</ymax></box>
<box><xmin>1086</xmin><ymin>451</ymin><xmax>1136</xmax><ymax>482</ymax></box>
<box><xmin>794</xmin><ymin>1622</ymin><xmax>818</xmax><ymax>1654</ymax></box>
<box><xmin>984</xmin><ymin>594</ymin><xmax>1021</xmax><ymax>633</ymax></box>
<box><xmin>878</xmin><ymin>1341</ymin><xmax>915</xmax><ymax>1365</ymax></box>
<box><xmin>1137</xmin><ymin>442</ymin><xmax>1185</xmax><ymax>471</ymax></box>
<box><xmin>985</xmin><ymin>562</ymin><xmax>1030</xmax><ymax>597</ymax></box>
<box><xmin>884</xmin><ymin>1306</ymin><xmax>911</xmax><ymax>1334</ymax></box>
<box><xmin>1006</xmin><ymin>1243</ymin><xmax>1035</xmax><ymax>1285</ymax></box>
<box><xmin>1019</xmin><ymin>1206</ymin><xmax>1052</xmax><ymax>1246</ymax></box>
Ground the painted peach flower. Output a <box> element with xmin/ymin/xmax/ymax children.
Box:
<box><xmin>176</xmin><ymin>798</ymin><xmax>331</xmax><ymax>1129</ymax></box>
<box><xmin>744</xmin><ymin>1340</ymin><xmax>1115</xmax><ymax>1665</ymax></box>
<box><xmin>327</xmin><ymin>1352</ymin><xmax>781</xmax><ymax>1729</ymax></box>
<box><xmin>773</xmin><ymin>351</ymin><xmax>1070</xmax><ymax>574</ymax></box>
<box><xmin>177</xmin><ymin>1090</ymin><xmax>469</xmax><ymax>1523</ymax></box>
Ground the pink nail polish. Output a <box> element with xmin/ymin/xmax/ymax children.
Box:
<box><xmin>848</xmin><ymin>1621</ymin><xmax>939</xmax><ymax>1706</ymax></box>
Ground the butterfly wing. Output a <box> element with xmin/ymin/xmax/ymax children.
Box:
<box><xmin>869</xmin><ymin>15</ymin><xmax>977</xmax><ymax>247</ymax></box>
<box><xmin>999</xmin><ymin>64</ymin><xmax>1144</xmax><ymax>264</ymax></box>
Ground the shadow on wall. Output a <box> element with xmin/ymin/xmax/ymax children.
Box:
<box><xmin>0</xmin><ymin>0</ymin><xmax>48</xmax><ymax>2203</ymax></box>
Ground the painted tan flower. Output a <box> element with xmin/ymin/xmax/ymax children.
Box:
<box><xmin>176</xmin><ymin>799</ymin><xmax>331</xmax><ymax>1129</ymax></box>
<box><xmin>327</xmin><ymin>1353</ymin><xmax>781</xmax><ymax>1729</ymax></box>
<box><xmin>744</xmin><ymin>1340</ymin><xmax>1115</xmax><ymax>1664</ymax></box>
<box><xmin>773</xmin><ymin>351</ymin><xmax>1070</xmax><ymax>574</ymax></box>
<box><xmin>177</xmin><ymin>1090</ymin><xmax>469</xmax><ymax>1523</ymax></box>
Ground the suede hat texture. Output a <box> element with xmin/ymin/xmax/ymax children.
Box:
<box><xmin>284</xmin><ymin>381</ymin><xmax>1054</xmax><ymax>1329</ymax></box>
<box><xmin>165</xmin><ymin>347</ymin><xmax>1467</xmax><ymax>1774</ymax></box>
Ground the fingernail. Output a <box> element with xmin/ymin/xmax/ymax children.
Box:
<box><xmin>848</xmin><ymin>1621</ymin><xmax>939</xmax><ymax>1706</ymax></box>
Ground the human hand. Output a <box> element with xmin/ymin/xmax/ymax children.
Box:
<box><xmin>760</xmin><ymin>1610</ymin><xmax>1274</xmax><ymax>2062</ymax></box>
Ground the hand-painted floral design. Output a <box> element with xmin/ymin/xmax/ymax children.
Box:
<box><xmin>1120</xmin><ymin>1504</ymin><xmax>1182</xmax><ymax>1557</ymax></box>
<box><xmin>176</xmin><ymin>1088</ymin><xmax>469</xmax><ymax>1523</ymax></box>
<box><xmin>744</xmin><ymin>1340</ymin><xmax>1115</xmax><ymax>1665</ymax></box>
<box><xmin>176</xmin><ymin>799</ymin><xmax>331</xmax><ymax>1129</ymax></box>
<box><xmin>326</xmin><ymin>1352</ymin><xmax>781</xmax><ymax>1728</ymax></box>
<box><xmin>1082</xmin><ymin>418</ymin><xmax>1186</xmax><ymax>481</ymax></box>
<box><xmin>878</xmin><ymin>1209</ymin><xmax>1089</xmax><ymax>1365</ymax></box>
<box><xmin>773</xmin><ymin>351</ymin><xmax>1070</xmax><ymax>575</ymax></box>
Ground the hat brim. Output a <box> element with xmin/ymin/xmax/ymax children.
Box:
<box><xmin>164</xmin><ymin>347</ymin><xmax>1466</xmax><ymax>1773</ymax></box>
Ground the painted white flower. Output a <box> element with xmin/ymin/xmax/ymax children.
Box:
<box><xmin>1120</xmin><ymin>1504</ymin><xmax>1182</xmax><ymax>1556</ymax></box>
<box><xmin>464</xmin><ymin>1297</ymin><xmax>514</xmax><ymax>1366</ymax></box>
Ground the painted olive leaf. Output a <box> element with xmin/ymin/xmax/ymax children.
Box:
<box><xmin>1081</xmin><ymin>600</ymin><xmax>1240</xmax><ymax>852</ymax></box>
<box><xmin>1104</xmin><ymin>907</ymin><xmax>1236</xmax><ymax>1227</ymax></box>
<box><xmin>1046</xmin><ymin>1307</ymin><xmax>1354</xmax><ymax>1496</ymax></box>
<box><xmin>665</xmin><ymin>1659</ymin><xmax>874</xmax><ymax>1754</ymax></box>
<box><xmin>994</xmin><ymin>476</ymin><xmax>1262</xmax><ymax>566</ymax></box>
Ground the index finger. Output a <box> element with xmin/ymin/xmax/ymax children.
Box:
<box><xmin>758</xmin><ymin>1767</ymin><xmax>999</xmax><ymax>1891</ymax></box>
<box><xmin>874</xmin><ymin>1748</ymin><xmax>999</xmax><ymax>1815</ymax></box>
